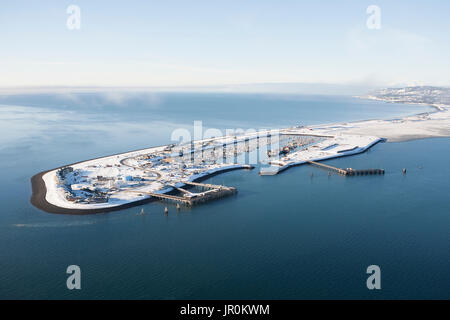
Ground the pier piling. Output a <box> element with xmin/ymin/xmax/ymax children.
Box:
<box><xmin>306</xmin><ymin>161</ymin><xmax>384</xmax><ymax>177</ymax></box>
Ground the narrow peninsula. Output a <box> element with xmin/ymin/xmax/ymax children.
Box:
<box><xmin>31</xmin><ymin>87</ymin><xmax>450</xmax><ymax>214</ymax></box>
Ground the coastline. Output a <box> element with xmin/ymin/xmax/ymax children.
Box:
<box><xmin>30</xmin><ymin>98</ymin><xmax>450</xmax><ymax>215</ymax></box>
<box><xmin>332</xmin><ymin>99</ymin><xmax>450</xmax><ymax>143</ymax></box>
<box><xmin>31</xmin><ymin>164</ymin><xmax>252</xmax><ymax>215</ymax></box>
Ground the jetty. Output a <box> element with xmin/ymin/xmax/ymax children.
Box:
<box><xmin>307</xmin><ymin>161</ymin><xmax>348</xmax><ymax>175</ymax></box>
<box><xmin>182</xmin><ymin>181</ymin><xmax>235</xmax><ymax>191</ymax></box>
<box><xmin>306</xmin><ymin>161</ymin><xmax>384</xmax><ymax>176</ymax></box>
<box><xmin>125</xmin><ymin>181</ymin><xmax>237</xmax><ymax>206</ymax></box>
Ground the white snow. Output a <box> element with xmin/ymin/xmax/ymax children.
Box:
<box><xmin>41</xmin><ymin>104</ymin><xmax>450</xmax><ymax>211</ymax></box>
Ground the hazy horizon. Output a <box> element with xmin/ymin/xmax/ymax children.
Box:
<box><xmin>2</xmin><ymin>1</ymin><xmax>450</xmax><ymax>88</ymax></box>
<box><xmin>2</xmin><ymin>82</ymin><xmax>448</xmax><ymax>98</ymax></box>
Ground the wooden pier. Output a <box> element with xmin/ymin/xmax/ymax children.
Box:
<box><xmin>182</xmin><ymin>181</ymin><xmax>234</xmax><ymax>190</ymax></box>
<box><xmin>125</xmin><ymin>190</ymin><xmax>194</xmax><ymax>205</ymax></box>
<box><xmin>346</xmin><ymin>168</ymin><xmax>385</xmax><ymax>176</ymax></box>
<box><xmin>307</xmin><ymin>161</ymin><xmax>348</xmax><ymax>175</ymax></box>
<box><xmin>306</xmin><ymin>161</ymin><xmax>384</xmax><ymax>176</ymax></box>
<box><xmin>169</xmin><ymin>185</ymin><xmax>193</xmax><ymax>195</ymax></box>
<box><xmin>125</xmin><ymin>181</ymin><xmax>237</xmax><ymax>206</ymax></box>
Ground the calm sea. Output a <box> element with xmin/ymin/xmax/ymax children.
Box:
<box><xmin>0</xmin><ymin>92</ymin><xmax>448</xmax><ymax>299</ymax></box>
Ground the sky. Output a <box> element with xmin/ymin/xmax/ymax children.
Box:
<box><xmin>1</xmin><ymin>0</ymin><xmax>450</xmax><ymax>89</ymax></box>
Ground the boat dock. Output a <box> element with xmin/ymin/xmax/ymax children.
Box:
<box><xmin>307</xmin><ymin>161</ymin><xmax>384</xmax><ymax>176</ymax></box>
<box><xmin>307</xmin><ymin>161</ymin><xmax>348</xmax><ymax>175</ymax></box>
<box><xmin>125</xmin><ymin>181</ymin><xmax>237</xmax><ymax>206</ymax></box>
<box><xmin>182</xmin><ymin>181</ymin><xmax>235</xmax><ymax>191</ymax></box>
<box><xmin>346</xmin><ymin>168</ymin><xmax>385</xmax><ymax>176</ymax></box>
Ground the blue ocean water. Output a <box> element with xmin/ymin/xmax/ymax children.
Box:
<box><xmin>0</xmin><ymin>92</ymin><xmax>449</xmax><ymax>299</ymax></box>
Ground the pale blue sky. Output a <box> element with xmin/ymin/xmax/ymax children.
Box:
<box><xmin>1</xmin><ymin>0</ymin><xmax>449</xmax><ymax>88</ymax></box>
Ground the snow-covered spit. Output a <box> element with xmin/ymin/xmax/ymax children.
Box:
<box><xmin>33</xmin><ymin>95</ymin><xmax>450</xmax><ymax>213</ymax></box>
<box><xmin>36</xmin><ymin>131</ymin><xmax>268</xmax><ymax>213</ymax></box>
<box><xmin>333</xmin><ymin>105</ymin><xmax>450</xmax><ymax>142</ymax></box>
<box><xmin>35</xmin><ymin>126</ymin><xmax>383</xmax><ymax>213</ymax></box>
<box><xmin>357</xmin><ymin>86</ymin><xmax>450</xmax><ymax>141</ymax></box>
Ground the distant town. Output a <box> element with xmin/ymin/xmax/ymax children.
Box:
<box><xmin>363</xmin><ymin>86</ymin><xmax>450</xmax><ymax>107</ymax></box>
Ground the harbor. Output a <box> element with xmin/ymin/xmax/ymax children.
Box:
<box><xmin>31</xmin><ymin>125</ymin><xmax>387</xmax><ymax>214</ymax></box>
<box><xmin>14</xmin><ymin>87</ymin><xmax>450</xmax><ymax>299</ymax></box>
<box><xmin>124</xmin><ymin>181</ymin><xmax>238</xmax><ymax>206</ymax></box>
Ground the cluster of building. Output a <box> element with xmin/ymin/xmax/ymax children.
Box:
<box><xmin>53</xmin><ymin>132</ymin><xmax>282</xmax><ymax>206</ymax></box>
<box><xmin>56</xmin><ymin>166</ymin><xmax>110</xmax><ymax>204</ymax></box>
<box><xmin>365</xmin><ymin>86</ymin><xmax>450</xmax><ymax>106</ymax></box>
